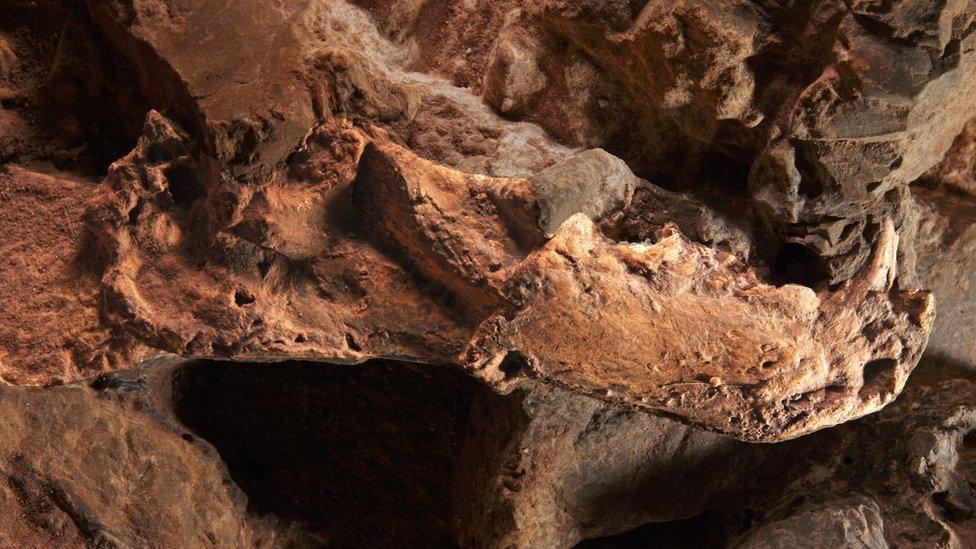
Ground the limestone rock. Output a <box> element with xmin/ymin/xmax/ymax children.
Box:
<box><xmin>582</xmin><ymin>378</ymin><xmax>976</xmax><ymax>547</ymax></box>
<box><xmin>0</xmin><ymin>166</ymin><xmax>148</xmax><ymax>385</ymax></box>
<box><xmin>69</xmin><ymin>108</ymin><xmax>933</xmax><ymax>441</ymax></box>
<box><xmin>530</xmin><ymin>148</ymin><xmax>637</xmax><ymax>238</ymax></box>
<box><xmin>86</xmin><ymin>0</ymin><xmax>319</xmax><ymax>181</ymax></box>
<box><xmin>736</xmin><ymin>378</ymin><xmax>976</xmax><ymax>548</ymax></box>
<box><xmin>921</xmin><ymin>115</ymin><xmax>976</xmax><ymax>197</ymax></box>
<box><xmin>468</xmin><ymin>216</ymin><xmax>932</xmax><ymax>440</ymax></box>
<box><xmin>914</xmin><ymin>185</ymin><xmax>976</xmax><ymax>369</ymax></box>
<box><xmin>0</xmin><ymin>358</ymin><xmax>254</xmax><ymax>547</ymax></box>
<box><xmin>0</xmin><ymin>358</ymin><xmax>971</xmax><ymax>547</ymax></box>
<box><xmin>737</xmin><ymin>497</ymin><xmax>888</xmax><ymax>549</ymax></box>
<box><xmin>3</xmin><ymin>0</ymin><xmax>976</xmax><ymax>545</ymax></box>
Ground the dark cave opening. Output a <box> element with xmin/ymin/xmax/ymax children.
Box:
<box><xmin>574</xmin><ymin>509</ymin><xmax>732</xmax><ymax>549</ymax></box>
<box><xmin>164</xmin><ymin>163</ymin><xmax>206</xmax><ymax>209</ymax></box>
<box><xmin>773</xmin><ymin>242</ymin><xmax>830</xmax><ymax>288</ymax></box>
<box><xmin>171</xmin><ymin>359</ymin><xmax>487</xmax><ymax>546</ymax></box>
<box><xmin>859</xmin><ymin>358</ymin><xmax>897</xmax><ymax>400</ymax></box>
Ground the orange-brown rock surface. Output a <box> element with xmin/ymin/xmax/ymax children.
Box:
<box><xmin>2</xmin><ymin>0</ymin><xmax>976</xmax><ymax>546</ymax></box>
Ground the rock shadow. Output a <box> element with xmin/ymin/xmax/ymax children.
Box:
<box><xmin>171</xmin><ymin>359</ymin><xmax>486</xmax><ymax>546</ymax></box>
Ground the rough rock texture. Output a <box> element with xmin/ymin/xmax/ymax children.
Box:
<box><xmin>0</xmin><ymin>357</ymin><xmax>255</xmax><ymax>547</ymax></box>
<box><xmin>0</xmin><ymin>166</ymin><xmax>148</xmax><ymax>385</ymax></box>
<box><xmin>0</xmin><ymin>358</ymin><xmax>973</xmax><ymax>547</ymax></box>
<box><xmin>914</xmin><ymin>184</ymin><xmax>976</xmax><ymax>370</ymax></box>
<box><xmin>734</xmin><ymin>378</ymin><xmax>976</xmax><ymax>548</ymax></box>
<box><xmin>70</xmin><ymin>107</ymin><xmax>934</xmax><ymax>441</ymax></box>
<box><xmin>914</xmin><ymin>117</ymin><xmax>976</xmax><ymax>371</ymax></box>
<box><xmin>3</xmin><ymin>0</ymin><xmax>976</xmax><ymax>545</ymax></box>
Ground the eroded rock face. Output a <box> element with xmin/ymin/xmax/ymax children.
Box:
<box><xmin>0</xmin><ymin>166</ymin><xmax>149</xmax><ymax>385</ymax></box>
<box><xmin>0</xmin><ymin>358</ymin><xmax>254</xmax><ymax>547</ymax></box>
<box><xmin>69</xmin><ymin>108</ymin><xmax>933</xmax><ymax>441</ymax></box>
<box><xmin>2</xmin><ymin>0</ymin><xmax>976</xmax><ymax>545</ymax></box>
<box><xmin>737</xmin><ymin>497</ymin><xmax>889</xmax><ymax>549</ymax></box>
<box><xmin>0</xmin><ymin>359</ymin><xmax>972</xmax><ymax>548</ymax></box>
<box><xmin>913</xmin><ymin>115</ymin><xmax>976</xmax><ymax>372</ymax></box>
<box><xmin>914</xmin><ymin>184</ymin><xmax>976</xmax><ymax>370</ymax></box>
<box><xmin>735</xmin><ymin>378</ymin><xmax>976</xmax><ymax>548</ymax></box>
<box><xmin>0</xmin><ymin>0</ymin><xmax>947</xmax><ymax>443</ymax></box>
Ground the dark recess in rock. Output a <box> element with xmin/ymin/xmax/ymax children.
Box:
<box><xmin>3</xmin><ymin>0</ymin><xmax>976</xmax><ymax>546</ymax></box>
<box><xmin>172</xmin><ymin>359</ymin><xmax>477</xmax><ymax>546</ymax></box>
